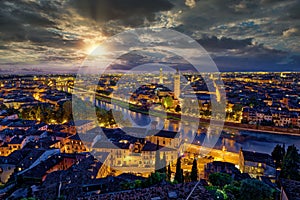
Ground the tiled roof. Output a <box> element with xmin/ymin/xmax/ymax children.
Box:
<box><xmin>242</xmin><ymin>150</ymin><xmax>275</xmax><ymax>167</ymax></box>
<box><xmin>141</xmin><ymin>141</ymin><xmax>175</xmax><ymax>152</ymax></box>
<box><xmin>281</xmin><ymin>179</ymin><xmax>300</xmax><ymax>200</ymax></box>
<box><xmin>148</xmin><ymin>130</ymin><xmax>179</xmax><ymax>139</ymax></box>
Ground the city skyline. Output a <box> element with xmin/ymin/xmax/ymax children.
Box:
<box><xmin>0</xmin><ymin>1</ymin><xmax>300</xmax><ymax>199</ymax></box>
<box><xmin>0</xmin><ymin>71</ymin><xmax>299</xmax><ymax>199</ymax></box>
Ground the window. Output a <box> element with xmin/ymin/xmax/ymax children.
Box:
<box><xmin>258</xmin><ymin>163</ymin><xmax>262</xmax><ymax>167</ymax></box>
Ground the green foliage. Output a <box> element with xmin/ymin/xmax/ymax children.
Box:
<box><xmin>56</xmin><ymin>195</ymin><xmax>66</xmax><ymax>200</ymax></box>
<box><xmin>162</xmin><ymin>95</ymin><xmax>173</xmax><ymax>110</ymax></box>
<box><xmin>72</xmin><ymin>97</ymin><xmax>95</xmax><ymax>120</ymax></box>
<box><xmin>62</xmin><ymin>101</ymin><xmax>72</xmax><ymax>122</ymax></box>
<box><xmin>224</xmin><ymin>183</ymin><xmax>241</xmax><ymax>200</ymax></box>
<box><xmin>239</xmin><ymin>179</ymin><xmax>274</xmax><ymax>200</ymax></box>
<box><xmin>167</xmin><ymin>163</ymin><xmax>172</xmax><ymax>181</ymax></box>
<box><xmin>142</xmin><ymin>172</ymin><xmax>165</xmax><ymax>188</ymax></box>
<box><xmin>191</xmin><ymin>158</ymin><xmax>198</xmax><ymax>181</ymax></box>
<box><xmin>281</xmin><ymin>145</ymin><xmax>300</xmax><ymax>181</ymax></box>
<box><xmin>206</xmin><ymin>185</ymin><xmax>219</xmax><ymax>191</ymax></box>
<box><xmin>209</xmin><ymin>173</ymin><xmax>233</xmax><ymax>188</ymax></box>
<box><xmin>120</xmin><ymin>181</ymin><xmax>135</xmax><ymax>190</ymax></box>
<box><xmin>207</xmin><ymin>174</ymin><xmax>275</xmax><ymax>200</ymax></box>
<box><xmin>175</xmin><ymin>105</ymin><xmax>181</xmax><ymax>112</ymax></box>
<box><xmin>155</xmin><ymin>150</ymin><xmax>167</xmax><ymax>174</ymax></box>
<box><xmin>155</xmin><ymin>142</ymin><xmax>161</xmax><ymax>173</ymax></box>
<box><xmin>160</xmin><ymin>153</ymin><xmax>167</xmax><ymax>174</ymax></box>
<box><xmin>110</xmin><ymin>110</ymin><xmax>132</xmax><ymax>127</ymax></box>
<box><xmin>174</xmin><ymin>157</ymin><xmax>183</xmax><ymax>183</ymax></box>
<box><xmin>271</xmin><ymin>144</ymin><xmax>285</xmax><ymax>169</ymax></box>
<box><xmin>20</xmin><ymin>99</ymin><xmax>73</xmax><ymax>124</ymax></box>
<box><xmin>134</xmin><ymin>180</ymin><xmax>142</xmax><ymax>188</ymax></box>
<box><xmin>214</xmin><ymin>189</ymin><xmax>228</xmax><ymax>200</ymax></box>
<box><xmin>0</xmin><ymin>103</ymin><xmax>8</xmax><ymax>110</ymax></box>
<box><xmin>232</xmin><ymin>104</ymin><xmax>243</xmax><ymax>113</ymax></box>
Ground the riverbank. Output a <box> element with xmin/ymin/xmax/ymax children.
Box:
<box><xmin>223</xmin><ymin>124</ymin><xmax>300</xmax><ymax>137</ymax></box>
<box><xmin>95</xmin><ymin>93</ymin><xmax>300</xmax><ymax>137</ymax></box>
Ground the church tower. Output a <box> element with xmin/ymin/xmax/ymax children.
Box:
<box><xmin>174</xmin><ymin>68</ymin><xmax>180</xmax><ymax>99</ymax></box>
<box><xmin>159</xmin><ymin>68</ymin><xmax>163</xmax><ymax>84</ymax></box>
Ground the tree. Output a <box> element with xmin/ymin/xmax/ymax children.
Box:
<box><xmin>35</xmin><ymin>106</ymin><xmax>43</xmax><ymax>121</ymax></box>
<box><xmin>224</xmin><ymin>182</ymin><xmax>241</xmax><ymax>200</ymax></box>
<box><xmin>232</xmin><ymin>104</ymin><xmax>243</xmax><ymax>113</ymax></box>
<box><xmin>160</xmin><ymin>153</ymin><xmax>167</xmax><ymax>174</ymax></box>
<box><xmin>111</xmin><ymin>110</ymin><xmax>132</xmax><ymax>127</ymax></box>
<box><xmin>174</xmin><ymin>157</ymin><xmax>183</xmax><ymax>183</ymax></box>
<box><xmin>209</xmin><ymin>173</ymin><xmax>232</xmax><ymax>188</ymax></box>
<box><xmin>0</xmin><ymin>104</ymin><xmax>8</xmax><ymax>111</ymax></box>
<box><xmin>191</xmin><ymin>158</ymin><xmax>198</xmax><ymax>181</ymax></box>
<box><xmin>163</xmin><ymin>95</ymin><xmax>173</xmax><ymax>110</ymax></box>
<box><xmin>281</xmin><ymin>145</ymin><xmax>300</xmax><ymax>181</ymax></box>
<box><xmin>271</xmin><ymin>144</ymin><xmax>285</xmax><ymax>169</ymax></box>
<box><xmin>143</xmin><ymin>172</ymin><xmax>165</xmax><ymax>187</ymax></box>
<box><xmin>239</xmin><ymin>179</ymin><xmax>274</xmax><ymax>200</ymax></box>
<box><xmin>167</xmin><ymin>163</ymin><xmax>172</xmax><ymax>181</ymax></box>
<box><xmin>155</xmin><ymin>141</ymin><xmax>161</xmax><ymax>173</ymax></box>
<box><xmin>62</xmin><ymin>101</ymin><xmax>72</xmax><ymax>122</ymax></box>
<box><xmin>175</xmin><ymin>105</ymin><xmax>181</xmax><ymax>113</ymax></box>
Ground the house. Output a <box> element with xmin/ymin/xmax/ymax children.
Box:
<box><xmin>92</xmin><ymin>141</ymin><xmax>130</xmax><ymax>167</ymax></box>
<box><xmin>0</xmin><ymin>148</ymin><xmax>47</xmax><ymax>184</ymax></box>
<box><xmin>141</xmin><ymin>141</ymin><xmax>177</xmax><ymax>169</ymax></box>
<box><xmin>50</xmin><ymin>133</ymin><xmax>87</xmax><ymax>154</ymax></box>
<box><xmin>146</xmin><ymin>130</ymin><xmax>181</xmax><ymax>149</ymax></box>
<box><xmin>239</xmin><ymin>149</ymin><xmax>276</xmax><ymax>180</ymax></box>
<box><xmin>74</xmin><ymin>120</ymin><xmax>96</xmax><ymax>134</ymax></box>
<box><xmin>204</xmin><ymin>161</ymin><xmax>250</xmax><ymax>181</ymax></box>
<box><xmin>0</xmin><ymin>136</ymin><xmax>25</xmax><ymax>156</ymax></box>
<box><xmin>92</xmin><ymin>140</ymin><xmax>177</xmax><ymax>177</ymax></box>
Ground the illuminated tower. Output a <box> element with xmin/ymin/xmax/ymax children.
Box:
<box><xmin>211</xmin><ymin>74</ymin><xmax>221</xmax><ymax>103</ymax></box>
<box><xmin>174</xmin><ymin>68</ymin><xmax>180</xmax><ymax>99</ymax></box>
<box><xmin>159</xmin><ymin>68</ymin><xmax>163</xmax><ymax>84</ymax></box>
<box><xmin>191</xmin><ymin>75</ymin><xmax>194</xmax><ymax>83</ymax></box>
<box><xmin>214</xmin><ymin>81</ymin><xmax>221</xmax><ymax>102</ymax></box>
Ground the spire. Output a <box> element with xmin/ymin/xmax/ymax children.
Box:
<box><xmin>159</xmin><ymin>67</ymin><xmax>163</xmax><ymax>84</ymax></box>
<box><xmin>174</xmin><ymin>68</ymin><xmax>180</xmax><ymax>99</ymax></box>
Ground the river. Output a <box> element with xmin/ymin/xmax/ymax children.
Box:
<box><xmin>96</xmin><ymin>100</ymin><xmax>300</xmax><ymax>154</ymax></box>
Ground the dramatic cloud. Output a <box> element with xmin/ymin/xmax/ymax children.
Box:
<box><xmin>68</xmin><ymin>0</ymin><xmax>174</xmax><ymax>26</ymax></box>
<box><xmin>283</xmin><ymin>28</ymin><xmax>299</xmax><ymax>37</ymax></box>
<box><xmin>0</xmin><ymin>0</ymin><xmax>299</xmax><ymax>72</ymax></box>
<box><xmin>197</xmin><ymin>36</ymin><xmax>253</xmax><ymax>51</ymax></box>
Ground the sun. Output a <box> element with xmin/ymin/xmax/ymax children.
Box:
<box><xmin>84</xmin><ymin>35</ymin><xmax>109</xmax><ymax>56</ymax></box>
<box><xmin>86</xmin><ymin>43</ymin><xmax>98</xmax><ymax>54</ymax></box>
<box><xmin>85</xmin><ymin>43</ymin><xmax>108</xmax><ymax>57</ymax></box>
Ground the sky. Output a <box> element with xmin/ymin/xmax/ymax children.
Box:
<box><xmin>0</xmin><ymin>0</ymin><xmax>299</xmax><ymax>73</ymax></box>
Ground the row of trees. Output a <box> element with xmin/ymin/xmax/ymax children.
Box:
<box><xmin>19</xmin><ymin>102</ymin><xmax>71</xmax><ymax>124</ymax></box>
<box><xmin>272</xmin><ymin>144</ymin><xmax>300</xmax><ymax>181</ymax></box>
<box><xmin>19</xmin><ymin>97</ymin><xmax>132</xmax><ymax>128</ymax></box>
<box><xmin>154</xmin><ymin>146</ymin><xmax>199</xmax><ymax>184</ymax></box>
<box><xmin>208</xmin><ymin>173</ymin><xmax>276</xmax><ymax>200</ymax></box>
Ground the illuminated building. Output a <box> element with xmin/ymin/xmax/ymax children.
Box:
<box><xmin>174</xmin><ymin>69</ymin><xmax>180</xmax><ymax>99</ymax></box>
<box><xmin>159</xmin><ymin>68</ymin><xmax>163</xmax><ymax>84</ymax></box>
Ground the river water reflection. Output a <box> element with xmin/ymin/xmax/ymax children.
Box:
<box><xmin>96</xmin><ymin>100</ymin><xmax>300</xmax><ymax>154</ymax></box>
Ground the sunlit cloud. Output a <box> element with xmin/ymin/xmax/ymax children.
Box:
<box><xmin>0</xmin><ymin>0</ymin><xmax>299</xmax><ymax>72</ymax></box>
